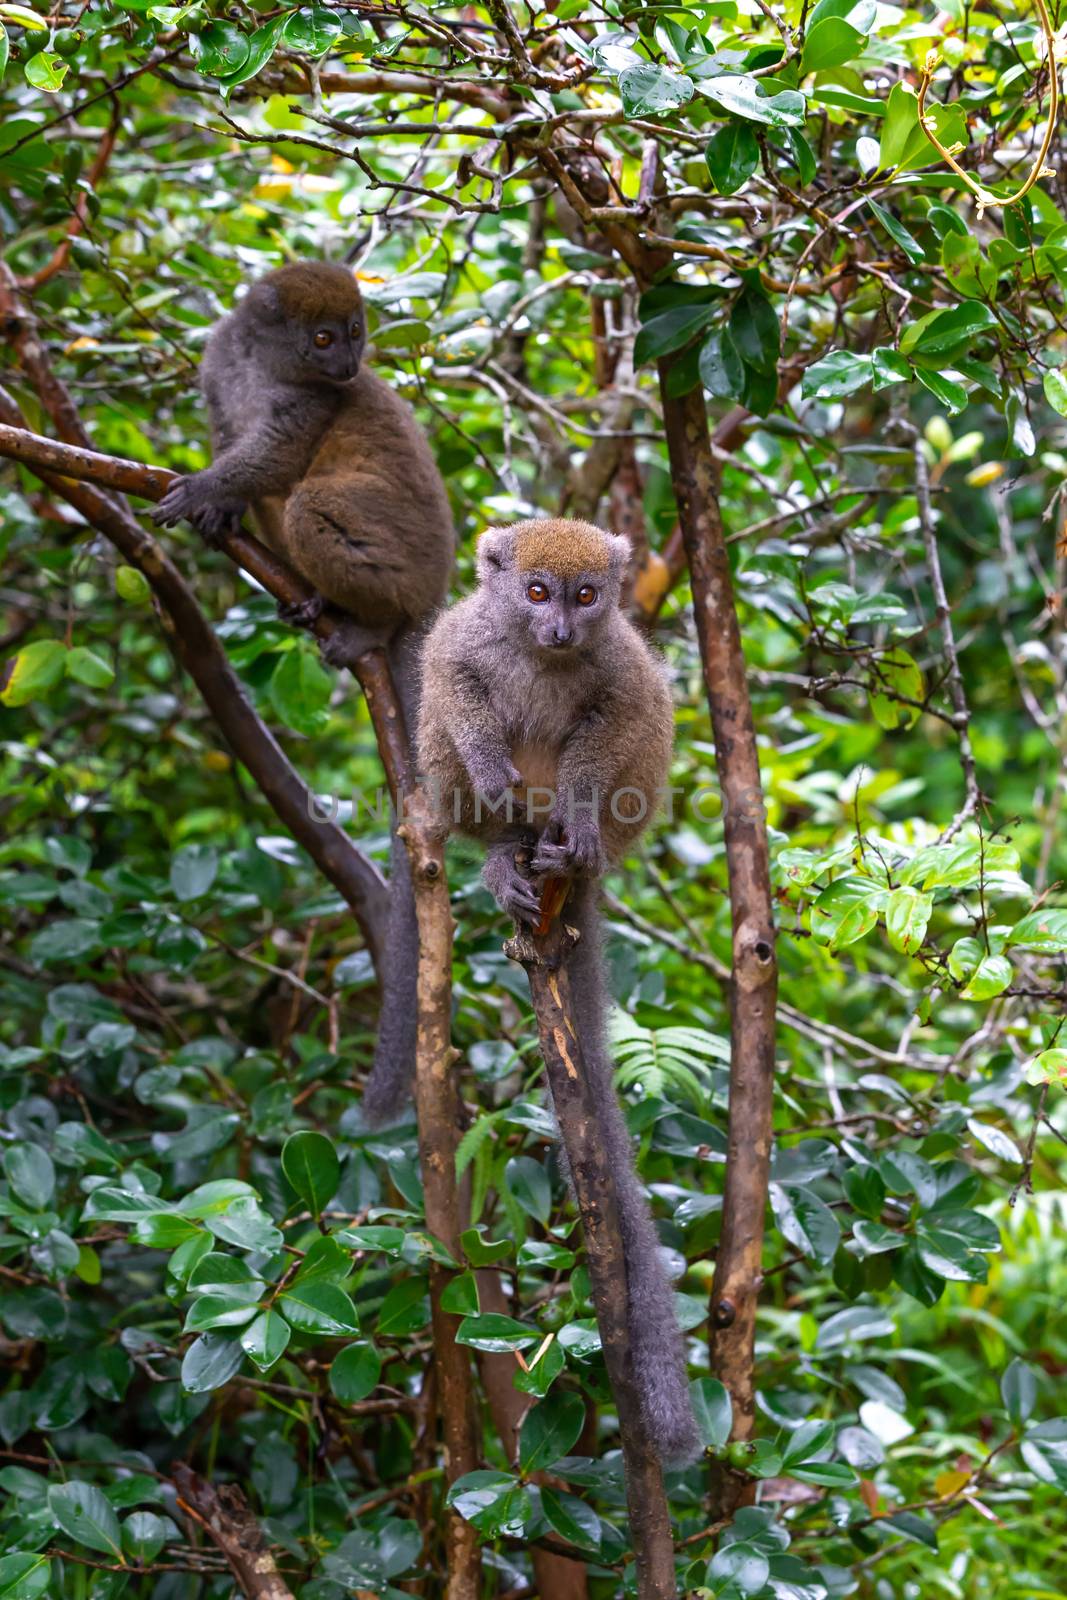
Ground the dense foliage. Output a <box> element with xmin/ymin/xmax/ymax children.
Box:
<box><xmin>2</xmin><ymin>1</ymin><xmax>1067</xmax><ymax>1597</ymax></box>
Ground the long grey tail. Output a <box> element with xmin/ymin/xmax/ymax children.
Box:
<box><xmin>360</xmin><ymin>625</ymin><xmax>424</xmax><ymax>1129</ymax></box>
<box><xmin>563</xmin><ymin>879</ymin><xmax>701</xmax><ymax>1467</ymax></box>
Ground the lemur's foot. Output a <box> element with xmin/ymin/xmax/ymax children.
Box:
<box><xmin>278</xmin><ymin>593</ymin><xmax>325</xmax><ymax>630</ymax></box>
<box><xmin>320</xmin><ymin>620</ymin><xmax>393</xmax><ymax>670</ymax></box>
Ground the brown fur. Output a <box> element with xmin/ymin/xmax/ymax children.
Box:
<box><xmin>513</xmin><ymin>518</ymin><xmax>613</xmax><ymax>578</ymax></box>
<box><xmin>271</xmin><ymin>261</ymin><xmax>364</xmax><ymax>321</ymax></box>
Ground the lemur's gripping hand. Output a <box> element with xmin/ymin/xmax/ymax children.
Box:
<box><xmin>153</xmin><ymin>475</ymin><xmax>245</xmax><ymax>546</ymax></box>
<box><xmin>531</xmin><ymin>814</ymin><xmax>606</xmax><ymax>880</ymax></box>
<box><xmin>483</xmin><ymin>846</ymin><xmax>542</xmax><ymax>926</ymax></box>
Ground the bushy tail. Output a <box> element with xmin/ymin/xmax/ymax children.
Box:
<box><xmin>564</xmin><ymin>879</ymin><xmax>701</xmax><ymax>1467</ymax></box>
<box><xmin>359</xmin><ymin>624</ymin><xmax>424</xmax><ymax>1129</ymax></box>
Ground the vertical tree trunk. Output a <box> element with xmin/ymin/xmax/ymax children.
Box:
<box><xmin>658</xmin><ymin>374</ymin><xmax>778</xmax><ymax>1446</ymax></box>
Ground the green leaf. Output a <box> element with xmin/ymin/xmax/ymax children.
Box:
<box><xmin>185</xmin><ymin>1293</ymin><xmax>261</xmax><ymax>1332</ymax></box>
<box><xmin>1022</xmin><ymin>1420</ymin><xmax>1067</xmax><ymax>1489</ymax></box>
<box><xmin>456</xmin><ymin>1313</ymin><xmax>541</xmax><ymax>1353</ymax></box>
<box><xmin>540</xmin><ymin>1487</ymin><xmax>601</xmax><ymax>1552</ymax></box>
<box><xmin>504</xmin><ymin>1154</ymin><xmax>551</xmax><ymax>1224</ymax></box>
<box><xmin>802</xmin><ymin>16</ymin><xmax>867</xmax><ymax>73</ymax></box>
<box><xmin>3</xmin><ymin>1143</ymin><xmax>55</xmax><ymax>1210</ymax></box>
<box><xmin>871</xmin><ymin>347</ymin><xmax>912</xmax><ymax>390</ymax></box>
<box><xmin>619</xmin><ymin>62</ymin><xmax>693</xmax><ymax>118</ymax></box>
<box><xmin>283</xmin><ymin>4</ymin><xmax>342</xmax><ymax>56</ymax></box>
<box><xmin>960</xmin><ymin>953</ymin><xmax>1012</xmax><ymax>1001</ymax></box>
<box><xmin>122</xmin><ymin>1511</ymin><xmax>171</xmax><ymax>1565</ymax></box>
<box><xmin>698</xmin><ymin>328</ymin><xmax>745</xmax><ymax>400</ymax></box>
<box><xmin>29</xmin><ymin>916</ymin><xmax>101</xmax><ymax>965</ymax></box>
<box><xmin>729</xmin><ymin>281</ymin><xmax>779</xmax><ymax>373</ymax></box>
<box><xmin>0</xmin><ymin>6</ymin><xmax>46</xmax><ymax>28</ymax></box>
<box><xmin>330</xmin><ymin>1341</ymin><xmax>382</xmax><ymax>1403</ymax></box>
<box><xmin>269</xmin><ymin>646</ymin><xmax>333</xmax><ymax>735</ymax></box>
<box><xmin>240</xmin><ymin>1309</ymin><xmax>291</xmax><ymax>1369</ymax></box>
<box><xmin>191</xmin><ymin>20</ymin><xmax>250</xmax><ymax>77</ymax></box>
<box><xmin>519</xmin><ymin>1392</ymin><xmax>585</xmax><ymax>1472</ymax></box>
<box><xmin>901</xmin><ymin>301</ymin><xmax>997</xmax><ymax>360</ymax></box>
<box><xmin>885</xmin><ymin>887</ymin><xmax>932</xmax><ymax>955</ymax></box>
<box><xmin>0</xmin><ymin>1554</ymin><xmax>50</xmax><ymax>1599</ymax></box>
<box><xmin>280</xmin><ymin>1280</ymin><xmax>359</xmax><ymax>1337</ymax></box>
<box><xmin>707</xmin><ymin>1543</ymin><xmax>770</xmax><ymax>1594</ymax></box>
<box><xmin>801</xmin><ymin>349</ymin><xmax>871</xmax><ymax>399</ymax></box>
<box><xmin>180</xmin><ymin>1332</ymin><xmax>245</xmax><ymax>1392</ymax></box>
<box><xmin>65</xmin><ymin>646</ymin><xmax>114</xmax><ymax>688</ymax></box>
<box><xmin>691</xmin><ymin>1376</ymin><xmax>732</xmax><ymax>1449</ymax></box>
<box><xmin>446</xmin><ymin>1470</ymin><xmax>531</xmax><ymax>1536</ymax></box>
<box><xmin>281</xmin><ymin>1129</ymin><xmax>340</xmax><ymax>1216</ymax></box>
<box><xmin>47</xmin><ymin>1482</ymin><xmax>123</xmax><ymax>1559</ymax></box>
<box><xmin>810</xmin><ymin>877</ymin><xmax>881</xmax><ymax>948</ymax></box>
<box><xmin>1009</xmin><ymin>908</ymin><xmax>1067</xmax><ymax>952</ymax></box>
<box><xmin>915</xmin><ymin>369</ymin><xmax>969</xmax><ymax>415</ymax></box>
<box><xmin>169</xmin><ymin>844</ymin><xmax>218</xmax><ymax>902</ymax></box>
<box><xmin>1001</xmin><ymin>1357</ymin><xmax>1038</xmax><ymax>1425</ymax></box>
<box><xmin>1027</xmin><ymin>1046</ymin><xmax>1067</xmax><ymax>1085</ymax></box>
<box><xmin>1044</xmin><ymin>368</ymin><xmax>1067</xmax><ymax>417</ymax></box>
<box><xmin>0</xmin><ymin>26</ymin><xmax>8</xmax><ymax>88</ymax></box>
<box><xmin>1</xmin><ymin>639</ymin><xmax>66</xmax><ymax>706</ymax></box>
<box><xmin>869</xmin><ymin>647</ymin><xmax>924</xmax><ymax>729</ymax></box>
<box><xmin>699</xmin><ymin>75</ymin><xmax>807</xmax><ymax>129</ymax></box>
<box><xmin>771</xmin><ymin>1184</ymin><xmax>841</xmax><ymax>1263</ymax></box>
<box><xmin>377</xmin><ymin>1277</ymin><xmax>430</xmax><ymax>1337</ymax></box>
<box><xmin>440</xmin><ymin>1270</ymin><xmax>479</xmax><ymax>1315</ymax></box>
<box><xmin>868</xmin><ymin>198</ymin><xmax>925</xmax><ymax>264</ymax></box>
<box><xmin>215</xmin><ymin>13</ymin><xmax>288</xmax><ymax>89</ymax></box>
<box><xmin>634</xmin><ymin>303</ymin><xmax>717</xmax><ymax>365</ymax></box>
<box><xmin>705</xmin><ymin>121</ymin><xmax>759</xmax><ymax>195</ymax></box>
<box><xmin>23</xmin><ymin>50</ymin><xmax>67</xmax><ymax>89</ymax></box>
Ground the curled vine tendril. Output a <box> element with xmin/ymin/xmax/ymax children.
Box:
<box><xmin>916</xmin><ymin>0</ymin><xmax>1059</xmax><ymax>219</ymax></box>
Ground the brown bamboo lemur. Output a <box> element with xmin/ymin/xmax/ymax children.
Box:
<box><xmin>414</xmin><ymin>517</ymin><xmax>698</xmax><ymax>1467</ymax></box>
<box><xmin>152</xmin><ymin>261</ymin><xmax>455</xmax><ymax>1124</ymax></box>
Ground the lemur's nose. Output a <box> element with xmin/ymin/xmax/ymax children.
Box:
<box><xmin>553</xmin><ymin>624</ymin><xmax>573</xmax><ymax>646</ymax></box>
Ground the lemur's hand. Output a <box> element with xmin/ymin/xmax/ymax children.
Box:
<box><xmin>483</xmin><ymin>849</ymin><xmax>542</xmax><ymax>926</ymax></box>
<box><xmin>531</xmin><ymin>813</ymin><xmax>605</xmax><ymax>880</ymax></box>
<box><xmin>153</xmin><ymin>475</ymin><xmax>244</xmax><ymax>546</ymax></box>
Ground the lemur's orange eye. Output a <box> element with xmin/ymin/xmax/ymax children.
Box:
<box><xmin>576</xmin><ymin>585</ymin><xmax>597</xmax><ymax>606</ymax></box>
<box><xmin>314</xmin><ymin>330</ymin><xmax>333</xmax><ymax>348</ymax></box>
<box><xmin>526</xmin><ymin>581</ymin><xmax>549</xmax><ymax>603</ymax></box>
<box><xmin>350</xmin><ymin>324</ymin><xmax>361</xmax><ymax>339</ymax></box>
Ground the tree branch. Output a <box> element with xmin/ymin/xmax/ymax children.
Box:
<box><xmin>657</xmin><ymin>377</ymin><xmax>777</xmax><ymax>1460</ymax></box>
<box><xmin>172</xmin><ymin>1464</ymin><xmax>296</xmax><ymax>1600</ymax></box>
<box><xmin>0</xmin><ymin>407</ymin><xmax>389</xmax><ymax>965</ymax></box>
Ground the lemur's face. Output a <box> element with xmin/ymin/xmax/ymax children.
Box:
<box><xmin>477</xmin><ymin>521</ymin><xmax>628</xmax><ymax>656</ymax></box>
<box><xmin>512</xmin><ymin>567</ymin><xmax>611</xmax><ymax>653</ymax></box>
<box><xmin>289</xmin><ymin>310</ymin><xmax>365</xmax><ymax>385</ymax></box>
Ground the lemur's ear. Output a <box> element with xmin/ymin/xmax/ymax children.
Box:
<box><xmin>477</xmin><ymin>526</ymin><xmax>514</xmax><ymax>577</ymax></box>
<box><xmin>606</xmin><ymin>532</ymin><xmax>631</xmax><ymax>577</ymax></box>
<box><xmin>244</xmin><ymin>277</ymin><xmax>284</xmax><ymax>322</ymax></box>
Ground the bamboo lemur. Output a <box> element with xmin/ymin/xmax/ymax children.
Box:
<box><xmin>153</xmin><ymin>261</ymin><xmax>455</xmax><ymax>1124</ymax></box>
<box><xmin>416</xmin><ymin>517</ymin><xmax>699</xmax><ymax>1467</ymax></box>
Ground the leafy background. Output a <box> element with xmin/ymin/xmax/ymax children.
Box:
<box><xmin>2</xmin><ymin>1</ymin><xmax>1067</xmax><ymax>1597</ymax></box>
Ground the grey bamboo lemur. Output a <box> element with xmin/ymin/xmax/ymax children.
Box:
<box><xmin>153</xmin><ymin>261</ymin><xmax>455</xmax><ymax>1126</ymax></box>
<box><xmin>414</xmin><ymin>517</ymin><xmax>699</xmax><ymax>1467</ymax></box>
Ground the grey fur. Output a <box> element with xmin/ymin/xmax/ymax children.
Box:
<box><xmin>416</xmin><ymin>518</ymin><xmax>700</xmax><ymax>1466</ymax></box>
